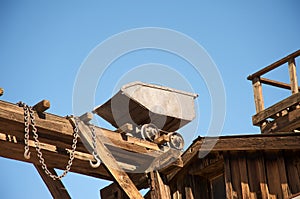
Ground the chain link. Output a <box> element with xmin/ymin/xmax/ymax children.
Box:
<box><xmin>19</xmin><ymin>102</ymin><xmax>79</xmax><ymax>180</ymax></box>
<box><xmin>89</xmin><ymin>125</ymin><xmax>101</xmax><ymax>168</ymax></box>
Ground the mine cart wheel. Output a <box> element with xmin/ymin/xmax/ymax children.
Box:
<box><xmin>168</xmin><ymin>132</ymin><xmax>184</xmax><ymax>150</ymax></box>
<box><xmin>141</xmin><ymin>123</ymin><xmax>160</xmax><ymax>141</ymax></box>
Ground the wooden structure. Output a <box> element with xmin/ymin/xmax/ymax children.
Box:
<box><xmin>247</xmin><ymin>50</ymin><xmax>300</xmax><ymax>133</ymax></box>
<box><xmin>0</xmin><ymin>50</ymin><xmax>300</xmax><ymax>199</ymax></box>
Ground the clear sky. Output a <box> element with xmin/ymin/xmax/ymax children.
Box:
<box><xmin>0</xmin><ymin>1</ymin><xmax>299</xmax><ymax>199</ymax></box>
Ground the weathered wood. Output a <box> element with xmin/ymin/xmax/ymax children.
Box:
<box><xmin>277</xmin><ymin>152</ymin><xmax>291</xmax><ymax>198</ymax></box>
<box><xmin>224</xmin><ymin>152</ymin><xmax>235</xmax><ymax>199</ymax></box>
<box><xmin>288</xmin><ymin>58</ymin><xmax>299</xmax><ymax>94</ymax></box>
<box><xmin>192</xmin><ymin>133</ymin><xmax>300</xmax><ymax>152</ymax></box>
<box><xmin>238</xmin><ymin>153</ymin><xmax>251</xmax><ymax>199</ymax></box>
<box><xmin>79</xmin><ymin>112</ymin><xmax>93</xmax><ymax>123</ymax></box>
<box><xmin>265</xmin><ymin>152</ymin><xmax>283</xmax><ymax>199</ymax></box>
<box><xmin>0</xmin><ymin>88</ymin><xmax>3</xmax><ymax>96</ymax></box>
<box><xmin>116</xmin><ymin>123</ymin><xmax>133</xmax><ymax>134</ymax></box>
<box><xmin>230</xmin><ymin>153</ymin><xmax>242</xmax><ymax>199</ymax></box>
<box><xmin>149</xmin><ymin>171</ymin><xmax>171</xmax><ymax>199</ymax></box>
<box><xmin>255</xmin><ymin>153</ymin><xmax>269</xmax><ymax>199</ymax></box>
<box><xmin>260</xmin><ymin>77</ymin><xmax>300</xmax><ymax>92</ymax></box>
<box><xmin>261</xmin><ymin>107</ymin><xmax>300</xmax><ymax>133</ymax></box>
<box><xmin>0</xmin><ymin>132</ymin><xmax>111</xmax><ymax>180</ymax></box>
<box><xmin>285</xmin><ymin>151</ymin><xmax>300</xmax><ymax>195</ymax></box>
<box><xmin>35</xmin><ymin>164</ymin><xmax>71</xmax><ymax>199</ymax></box>
<box><xmin>0</xmin><ymin>100</ymin><xmax>160</xmax><ymax>154</ymax></box>
<box><xmin>100</xmin><ymin>183</ymin><xmax>129</xmax><ymax>199</ymax></box>
<box><xmin>33</xmin><ymin>100</ymin><xmax>50</xmax><ymax>112</ymax></box>
<box><xmin>154</xmin><ymin>134</ymin><xmax>170</xmax><ymax>145</ymax></box>
<box><xmin>252</xmin><ymin>92</ymin><xmax>300</xmax><ymax>126</ymax></box>
<box><xmin>247</xmin><ymin>49</ymin><xmax>300</xmax><ymax>80</ymax></box>
<box><xmin>252</xmin><ymin>77</ymin><xmax>265</xmax><ymax>113</ymax></box>
<box><xmin>246</xmin><ymin>152</ymin><xmax>260</xmax><ymax>199</ymax></box>
<box><xmin>71</xmin><ymin>118</ymin><xmax>143</xmax><ymax>199</ymax></box>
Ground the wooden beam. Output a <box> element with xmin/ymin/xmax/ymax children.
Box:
<box><xmin>252</xmin><ymin>77</ymin><xmax>265</xmax><ymax>113</ymax></box>
<box><xmin>100</xmin><ymin>183</ymin><xmax>129</xmax><ymax>199</ymax></box>
<box><xmin>35</xmin><ymin>164</ymin><xmax>71</xmax><ymax>199</ymax></box>
<box><xmin>261</xmin><ymin>107</ymin><xmax>300</xmax><ymax>133</ymax></box>
<box><xmin>252</xmin><ymin>92</ymin><xmax>300</xmax><ymax>126</ymax></box>
<box><xmin>288</xmin><ymin>58</ymin><xmax>299</xmax><ymax>94</ymax></box>
<box><xmin>260</xmin><ymin>77</ymin><xmax>300</xmax><ymax>91</ymax></box>
<box><xmin>149</xmin><ymin>171</ymin><xmax>171</xmax><ymax>199</ymax></box>
<box><xmin>192</xmin><ymin>133</ymin><xmax>300</xmax><ymax>152</ymax></box>
<box><xmin>71</xmin><ymin>118</ymin><xmax>143</xmax><ymax>199</ymax></box>
<box><xmin>0</xmin><ymin>100</ymin><xmax>160</xmax><ymax>154</ymax></box>
<box><xmin>33</xmin><ymin>100</ymin><xmax>50</xmax><ymax>112</ymax></box>
<box><xmin>247</xmin><ymin>49</ymin><xmax>300</xmax><ymax>80</ymax></box>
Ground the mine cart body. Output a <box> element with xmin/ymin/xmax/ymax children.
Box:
<box><xmin>93</xmin><ymin>81</ymin><xmax>198</xmax><ymax>132</ymax></box>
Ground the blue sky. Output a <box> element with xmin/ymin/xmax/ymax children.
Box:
<box><xmin>0</xmin><ymin>1</ymin><xmax>299</xmax><ymax>198</ymax></box>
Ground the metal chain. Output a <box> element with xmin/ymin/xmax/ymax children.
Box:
<box><xmin>18</xmin><ymin>102</ymin><xmax>31</xmax><ymax>159</ymax></box>
<box><xmin>19</xmin><ymin>102</ymin><xmax>79</xmax><ymax>180</ymax></box>
<box><xmin>89</xmin><ymin>125</ymin><xmax>101</xmax><ymax>168</ymax></box>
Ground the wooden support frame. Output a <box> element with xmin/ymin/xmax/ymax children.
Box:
<box><xmin>70</xmin><ymin>118</ymin><xmax>143</xmax><ymax>199</ymax></box>
<box><xmin>149</xmin><ymin>171</ymin><xmax>171</xmax><ymax>199</ymax></box>
<box><xmin>35</xmin><ymin>164</ymin><xmax>71</xmax><ymax>199</ymax></box>
<box><xmin>288</xmin><ymin>58</ymin><xmax>299</xmax><ymax>94</ymax></box>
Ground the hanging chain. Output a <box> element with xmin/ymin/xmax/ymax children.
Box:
<box><xmin>18</xmin><ymin>102</ymin><xmax>79</xmax><ymax>180</ymax></box>
<box><xmin>18</xmin><ymin>102</ymin><xmax>31</xmax><ymax>159</ymax></box>
<box><xmin>89</xmin><ymin>125</ymin><xmax>101</xmax><ymax>168</ymax></box>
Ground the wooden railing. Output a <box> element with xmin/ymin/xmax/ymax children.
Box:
<box><xmin>247</xmin><ymin>49</ymin><xmax>300</xmax><ymax>128</ymax></box>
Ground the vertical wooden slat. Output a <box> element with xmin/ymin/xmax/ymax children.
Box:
<box><xmin>265</xmin><ymin>151</ymin><xmax>283</xmax><ymax>199</ymax></box>
<box><xmin>247</xmin><ymin>152</ymin><xmax>259</xmax><ymax>199</ymax></box>
<box><xmin>256</xmin><ymin>152</ymin><xmax>270</xmax><ymax>199</ymax></box>
<box><xmin>149</xmin><ymin>171</ymin><xmax>171</xmax><ymax>199</ymax></box>
<box><xmin>184</xmin><ymin>176</ymin><xmax>195</xmax><ymax>199</ymax></box>
<box><xmin>252</xmin><ymin>77</ymin><xmax>265</xmax><ymax>113</ymax></box>
<box><xmin>277</xmin><ymin>152</ymin><xmax>291</xmax><ymax>199</ymax></box>
<box><xmin>285</xmin><ymin>151</ymin><xmax>300</xmax><ymax>195</ymax></box>
<box><xmin>100</xmin><ymin>183</ymin><xmax>129</xmax><ymax>199</ymax></box>
<box><xmin>224</xmin><ymin>152</ymin><xmax>234</xmax><ymax>199</ymax></box>
<box><xmin>238</xmin><ymin>153</ymin><xmax>251</xmax><ymax>199</ymax></box>
<box><xmin>288</xmin><ymin>58</ymin><xmax>299</xmax><ymax>94</ymax></box>
<box><xmin>230</xmin><ymin>152</ymin><xmax>242</xmax><ymax>199</ymax></box>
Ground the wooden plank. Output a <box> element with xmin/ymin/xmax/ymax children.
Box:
<box><xmin>247</xmin><ymin>49</ymin><xmax>300</xmax><ymax>80</ymax></box>
<box><xmin>224</xmin><ymin>152</ymin><xmax>235</xmax><ymax>199</ymax></box>
<box><xmin>149</xmin><ymin>171</ymin><xmax>171</xmax><ymax>199</ymax></box>
<box><xmin>288</xmin><ymin>58</ymin><xmax>299</xmax><ymax>94</ymax></box>
<box><xmin>261</xmin><ymin>107</ymin><xmax>300</xmax><ymax>133</ymax></box>
<box><xmin>256</xmin><ymin>153</ymin><xmax>270</xmax><ymax>199</ymax></box>
<box><xmin>191</xmin><ymin>133</ymin><xmax>300</xmax><ymax>152</ymax></box>
<box><xmin>246</xmin><ymin>152</ymin><xmax>260</xmax><ymax>199</ymax></box>
<box><xmin>265</xmin><ymin>152</ymin><xmax>283</xmax><ymax>199</ymax></box>
<box><xmin>33</xmin><ymin>100</ymin><xmax>50</xmax><ymax>112</ymax></box>
<box><xmin>0</xmin><ymin>100</ymin><xmax>161</xmax><ymax>154</ymax></box>
<box><xmin>252</xmin><ymin>92</ymin><xmax>300</xmax><ymax>126</ymax></box>
<box><xmin>252</xmin><ymin>77</ymin><xmax>265</xmax><ymax>113</ymax></box>
<box><xmin>34</xmin><ymin>164</ymin><xmax>71</xmax><ymax>199</ymax></box>
<box><xmin>260</xmin><ymin>77</ymin><xmax>300</xmax><ymax>91</ymax></box>
<box><xmin>230</xmin><ymin>153</ymin><xmax>242</xmax><ymax>199</ymax></box>
<box><xmin>71</xmin><ymin>118</ymin><xmax>143</xmax><ymax>199</ymax></box>
<box><xmin>285</xmin><ymin>151</ymin><xmax>300</xmax><ymax>195</ymax></box>
<box><xmin>0</xmin><ymin>132</ymin><xmax>111</xmax><ymax>180</ymax></box>
<box><xmin>100</xmin><ymin>183</ymin><xmax>129</xmax><ymax>199</ymax></box>
<box><xmin>277</xmin><ymin>152</ymin><xmax>291</xmax><ymax>199</ymax></box>
<box><xmin>237</xmin><ymin>153</ymin><xmax>251</xmax><ymax>199</ymax></box>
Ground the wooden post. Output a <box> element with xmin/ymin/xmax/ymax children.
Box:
<box><xmin>33</xmin><ymin>100</ymin><xmax>50</xmax><ymax>112</ymax></box>
<box><xmin>288</xmin><ymin>58</ymin><xmax>299</xmax><ymax>94</ymax></box>
<box><xmin>70</xmin><ymin>118</ymin><xmax>143</xmax><ymax>199</ymax></box>
<box><xmin>149</xmin><ymin>171</ymin><xmax>171</xmax><ymax>199</ymax></box>
<box><xmin>252</xmin><ymin>77</ymin><xmax>264</xmax><ymax>113</ymax></box>
<box><xmin>35</xmin><ymin>164</ymin><xmax>71</xmax><ymax>199</ymax></box>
